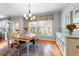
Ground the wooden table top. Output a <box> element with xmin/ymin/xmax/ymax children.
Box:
<box><xmin>13</xmin><ymin>33</ymin><xmax>37</xmax><ymax>42</ymax></box>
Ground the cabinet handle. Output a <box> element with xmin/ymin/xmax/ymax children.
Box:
<box><xmin>76</xmin><ymin>46</ymin><xmax>79</xmax><ymax>49</ymax></box>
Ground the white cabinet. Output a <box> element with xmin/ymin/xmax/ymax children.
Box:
<box><xmin>56</xmin><ymin>32</ymin><xmax>66</xmax><ymax>55</ymax></box>
<box><xmin>56</xmin><ymin>32</ymin><xmax>79</xmax><ymax>56</ymax></box>
<box><xmin>66</xmin><ymin>37</ymin><xmax>79</xmax><ymax>56</ymax></box>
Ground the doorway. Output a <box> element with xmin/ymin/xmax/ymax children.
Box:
<box><xmin>0</xmin><ymin>20</ymin><xmax>14</xmax><ymax>42</ymax></box>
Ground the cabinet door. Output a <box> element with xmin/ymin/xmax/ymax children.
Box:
<box><xmin>66</xmin><ymin>38</ymin><xmax>79</xmax><ymax>56</ymax></box>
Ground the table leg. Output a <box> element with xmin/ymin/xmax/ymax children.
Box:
<box><xmin>27</xmin><ymin>43</ymin><xmax>29</xmax><ymax>55</ymax></box>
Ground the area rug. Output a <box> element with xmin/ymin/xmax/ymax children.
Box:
<box><xmin>0</xmin><ymin>44</ymin><xmax>53</xmax><ymax>56</ymax></box>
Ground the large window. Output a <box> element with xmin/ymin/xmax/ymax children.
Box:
<box><xmin>0</xmin><ymin>20</ymin><xmax>7</xmax><ymax>40</ymax></box>
<box><xmin>73</xmin><ymin>9</ymin><xmax>79</xmax><ymax>23</ymax></box>
<box><xmin>0</xmin><ymin>21</ymin><xmax>6</xmax><ymax>35</ymax></box>
<box><xmin>73</xmin><ymin>6</ymin><xmax>79</xmax><ymax>28</ymax></box>
<box><xmin>65</xmin><ymin>6</ymin><xmax>79</xmax><ymax>29</ymax></box>
<box><xmin>29</xmin><ymin>20</ymin><xmax>53</xmax><ymax>36</ymax></box>
<box><xmin>65</xmin><ymin>14</ymin><xmax>71</xmax><ymax>25</ymax></box>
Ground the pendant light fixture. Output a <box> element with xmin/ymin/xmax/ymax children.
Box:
<box><xmin>24</xmin><ymin>3</ymin><xmax>36</xmax><ymax>20</ymax></box>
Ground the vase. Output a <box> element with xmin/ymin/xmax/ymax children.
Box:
<box><xmin>69</xmin><ymin>30</ymin><xmax>73</xmax><ymax>35</ymax></box>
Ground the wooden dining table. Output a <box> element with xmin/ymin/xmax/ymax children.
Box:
<box><xmin>16</xmin><ymin>34</ymin><xmax>37</xmax><ymax>41</ymax></box>
<box><xmin>12</xmin><ymin>33</ymin><xmax>37</xmax><ymax>55</ymax></box>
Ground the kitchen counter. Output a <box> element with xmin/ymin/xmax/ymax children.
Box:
<box><xmin>65</xmin><ymin>34</ymin><xmax>79</xmax><ymax>39</ymax></box>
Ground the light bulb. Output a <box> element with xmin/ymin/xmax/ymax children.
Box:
<box><xmin>33</xmin><ymin>16</ymin><xmax>36</xmax><ymax>19</ymax></box>
<box><xmin>26</xmin><ymin>17</ymin><xmax>28</xmax><ymax>19</ymax></box>
<box><xmin>30</xmin><ymin>18</ymin><xmax>33</xmax><ymax>20</ymax></box>
<box><xmin>24</xmin><ymin>14</ymin><xmax>26</xmax><ymax>17</ymax></box>
<box><xmin>29</xmin><ymin>14</ymin><xmax>32</xmax><ymax>17</ymax></box>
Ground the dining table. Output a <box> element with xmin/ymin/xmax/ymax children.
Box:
<box><xmin>11</xmin><ymin>33</ymin><xmax>37</xmax><ymax>55</ymax></box>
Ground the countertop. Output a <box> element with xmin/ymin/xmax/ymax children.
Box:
<box><xmin>65</xmin><ymin>34</ymin><xmax>79</xmax><ymax>39</ymax></box>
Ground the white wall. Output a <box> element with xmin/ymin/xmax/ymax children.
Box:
<box><xmin>53</xmin><ymin>12</ymin><xmax>61</xmax><ymax>40</ymax></box>
<box><xmin>61</xmin><ymin>3</ymin><xmax>79</xmax><ymax>31</ymax></box>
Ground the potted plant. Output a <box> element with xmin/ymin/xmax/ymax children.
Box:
<box><xmin>66</xmin><ymin>23</ymin><xmax>76</xmax><ymax>35</ymax></box>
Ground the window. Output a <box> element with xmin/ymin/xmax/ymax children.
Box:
<box><xmin>73</xmin><ymin>9</ymin><xmax>79</xmax><ymax>23</ymax></box>
<box><xmin>0</xmin><ymin>20</ymin><xmax>7</xmax><ymax>40</ymax></box>
<box><xmin>29</xmin><ymin>20</ymin><xmax>53</xmax><ymax>36</ymax></box>
<box><xmin>65</xmin><ymin>13</ymin><xmax>71</xmax><ymax>25</ymax></box>
<box><xmin>73</xmin><ymin>6</ymin><xmax>79</xmax><ymax>28</ymax></box>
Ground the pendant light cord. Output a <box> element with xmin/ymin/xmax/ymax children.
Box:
<box><xmin>29</xmin><ymin>3</ymin><xmax>30</xmax><ymax>15</ymax></box>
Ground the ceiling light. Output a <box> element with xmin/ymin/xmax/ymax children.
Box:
<box><xmin>26</xmin><ymin>17</ymin><xmax>28</xmax><ymax>19</ymax></box>
<box><xmin>31</xmin><ymin>18</ymin><xmax>33</xmax><ymax>20</ymax></box>
<box><xmin>29</xmin><ymin>14</ymin><xmax>32</xmax><ymax>17</ymax></box>
<box><xmin>23</xmin><ymin>3</ymin><xmax>36</xmax><ymax>20</ymax></box>
<box><xmin>33</xmin><ymin>16</ymin><xmax>36</xmax><ymax>19</ymax></box>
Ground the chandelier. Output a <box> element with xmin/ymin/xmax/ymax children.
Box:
<box><xmin>24</xmin><ymin>3</ymin><xmax>36</xmax><ymax>20</ymax></box>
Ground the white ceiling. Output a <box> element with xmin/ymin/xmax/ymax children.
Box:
<box><xmin>0</xmin><ymin>3</ymin><xmax>68</xmax><ymax>17</ymax></box>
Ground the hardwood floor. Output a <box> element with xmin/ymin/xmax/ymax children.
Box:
<box><xmin>0</xmin><ymin>39</ymin><xmax>62</xmax><ymax>56</ymax></box>
<box><xmin>36</xmin><ymin>40</ymin><xmax>62</xmax><ymax>56</ymax></box>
